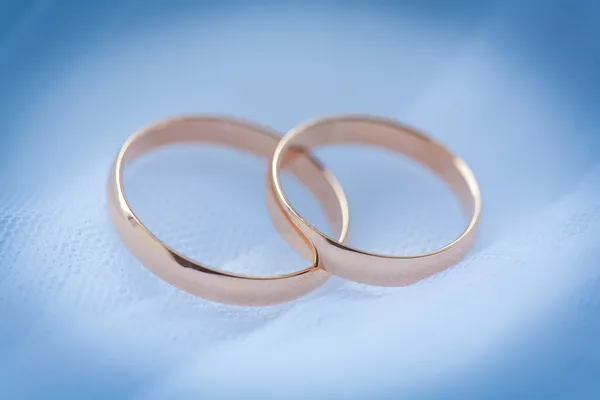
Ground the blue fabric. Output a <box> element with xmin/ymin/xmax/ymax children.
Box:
<box><xmin>1</xmin><ymin>1</ymin><xmax>599</xmax><ymax>398</ymax></box>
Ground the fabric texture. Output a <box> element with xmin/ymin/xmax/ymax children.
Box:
<box><xmin>1</xmin><ymin>1</ymin><xmax>599</xmax><ymax>398</ymax></box>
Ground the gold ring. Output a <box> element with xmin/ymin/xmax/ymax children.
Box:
<box><xmin>270</xmin><ymin>114</ymin><xmax>482</xmax><ymax>286</ymax></box>
<box><xmin>107</xmin><ymin>115</ymin><xmax>350</xmax><ymax>306</ymax></box>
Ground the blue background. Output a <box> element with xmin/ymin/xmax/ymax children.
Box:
<box><xmin>1</xmin><ymin>0</ymin><xmax>600</xmax><ymax>398</ymax></box>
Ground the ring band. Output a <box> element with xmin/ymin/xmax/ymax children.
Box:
<box><xmin>270</xmin><ymin>114</ymin><xmax>482</xmax><ymax>286</ymax></box>
<box><xmin>107</xmin><ymin>116</ymin><xmax>349</xmax><ymax>306</ymax></box>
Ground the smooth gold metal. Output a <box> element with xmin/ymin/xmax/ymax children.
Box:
<box><xmin>270</xmin><ymin>114</ymin><xmax>482</xmax><ymax>286</ymax></box>
<box><xmin>108</xmin><ymin>116</ymin><xmax>350</xmax><ymax>306</ymax></box>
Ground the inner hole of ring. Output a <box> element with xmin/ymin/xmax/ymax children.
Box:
<box><xmin>291</xmin><ymin>144</ymin><xmax>466</xmax><ymax>255</ymax></box>
<box><xmin>123</xmin><ymin>144</ymin><xmax>334</xmax><ymax>275</ymax></box>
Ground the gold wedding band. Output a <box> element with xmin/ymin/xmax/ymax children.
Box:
<box><xmin>107</xmin><ymin>116</ymin><xmax>349</xmax><ymax>306</ymax></box>
<box><xmin>270</xmin><ymin>114</ymin><xmax>482</xmax><ymax>286</ymax></box>
<box><xmin>109</xmin><ymin>113</ymin><xmax>481</xmax><ymax>305</ymax></box>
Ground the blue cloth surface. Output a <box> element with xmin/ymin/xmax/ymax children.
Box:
<box><xmin>1</xmin><ymin>1</ymin><xmax>600</xmax><ymax>398</ymax></box>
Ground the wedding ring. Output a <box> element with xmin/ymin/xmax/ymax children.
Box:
<box><xmin>270</xmin><ymin>114</ymin><xmax>481</xmax><ymax>286</ymax></box>
<box><xmin>107</xmin><ymin>116</ymin><xmax>349</xmax><ymax>306</ymax></box>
